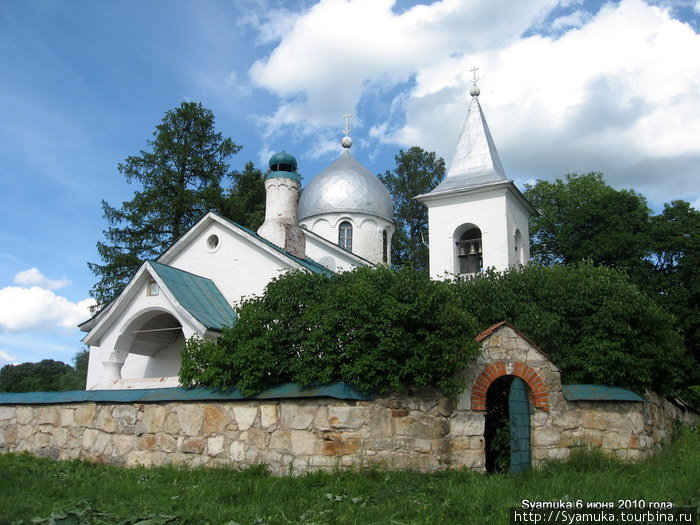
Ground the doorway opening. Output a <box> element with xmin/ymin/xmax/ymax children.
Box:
<box><xmin>484</xmin><ymin>375</ymin><xmax>531</xmax><ymax>473</ymax></box>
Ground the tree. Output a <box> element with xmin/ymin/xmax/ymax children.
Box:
<box><xmin>180</xmin><ymin>267</ymin><xmax>480</xmax><ymax>398</ymax></box>
<box><xmin>379</xmin><ymin>147</ymin><xmax>445</xmax><ymax>270</ymax></box>
<box><xmin>647</xmin><ymin>201</ymin><xmax>700</xmax><ymax>383</ymax></box>
<box><xmin>218</xmin><ymin>161</ymin><xmax>266</xmax><ymax>231</ymax></box>
<box><xmin>524</xmin><ymin>174</ymin><xmax>700</xmax><ymax>390</ymax></box>
<box><xmin>0</xmin><ymin>349</ymin><xmax>89</xmax><ymax>392</ymax></box>
<box><xmin>524</xmin><ymin>173</ymin><xmax>651</xmax><ymax>271</ymax></box>
<box><xmin>88</xmin><ymin>102</ymin><xmax>243</xmax><ymax>307</ymax></box>
<box><xmin>454</xmin><ymin>262</ymin><xmax>687</xmax><ymax>395</ymax></box>
<box><xmin>0</xmin><ymin>360</ymin><xmax>73</xmax><ymax>392</ymax></box>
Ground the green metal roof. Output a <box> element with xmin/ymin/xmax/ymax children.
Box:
<box><xmin>562</xmin><ymin>385</ymin><xmax>646</xmax><ymax>402</ymax></box>
<box><xmin>266</xmin><ymin>170</ymin><xmax>302</xmax><ymax>182</ymax></box>
<box><xmin>217</xmin><ymin>216</ymin><xmax>334</xmax><ymax>276</ymax></box>
<box><xmin>0</xmin><ymin>383</ymin><xmax>372</xmax><ymax>405</ymax></box>
<box><xmin>149</xmin><ymin>262</ymin><xmax>237</xmax><ymax>331</ymax></box>
<box><xmin>269</xmin><ymin>150</ymin><xmax>298</xmax><ymax>170</ymax></box>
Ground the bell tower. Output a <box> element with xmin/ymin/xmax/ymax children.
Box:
<box><xmin>415</xmin><ymin>70</ymin><xmax>537</xmax><ymax>279</ymax></box>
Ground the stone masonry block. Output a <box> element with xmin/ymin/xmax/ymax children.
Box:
<box><xmin>176</xmin><ymin>404</ymin><xmax>204</xmax><ymax>436</ymax></box>
<box><xmin>280</xmin><ymin>404</ymin><xmax>316</xmax><ymax>430</ymax></box>
<box><xmin>231</xmin><ymin>406</ymin><xmax>258</xmax><ymax>431</ymax></box>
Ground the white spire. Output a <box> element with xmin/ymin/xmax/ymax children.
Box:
<box><xmin>427</xmin><ymin>77</ymin><xmax>507</xmax><ymax>195</ymax></box>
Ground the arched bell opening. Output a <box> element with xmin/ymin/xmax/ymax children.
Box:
<box><xmin>514</xmin><ymin>229</ymin><xmax>526</xmax><ymax>266</ymax></box>
<box><xmin>454</xmin><ymin>224</ymin><xmax>483</xmax><ymax>277</ymax></box>
<box><xmin>115</xmin><ymin>310</ymin><xmax>185</xmax><ymax>379</ymax></box>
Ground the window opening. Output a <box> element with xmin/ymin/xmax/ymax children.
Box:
<box><xmin>382</xmin><ymin>230</ymin><xmax>388</xmax><ymax>263</ymax></box>
<box><xmin>206</xmin><ymin>234</ymin><xmax>220</xmax><ymax>252</ymax></box>
<box><xmin>339</xmin><ymin>221</ymin><xmax>353</xmax><ymax>251</ymax></box>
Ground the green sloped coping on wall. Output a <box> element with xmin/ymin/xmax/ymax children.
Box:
<box><xmin>0</xmin><ymin>382</ymin><xmax>373</xmax><ymax>405</ymax></box>
<box><xmin>562</xmin><ymin>385</ymin><xmax>646</xmax><ymax>402</ymax></box>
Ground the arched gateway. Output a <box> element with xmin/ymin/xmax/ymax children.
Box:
<box><xmin>469</xmin><ymin>322</ymin><xmax>556</xmax><ymax>473</ymax></box>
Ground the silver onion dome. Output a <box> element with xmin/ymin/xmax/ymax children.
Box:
<box><xmin>298</xmin><ymin>149</ymin><xmax>394</xmax><ymax>222</ymax></box>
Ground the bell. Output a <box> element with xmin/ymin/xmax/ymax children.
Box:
<box><xmin>476</xmin><ymin>242</ymin><xmax>482</xmax><ymax>254</ymax></box>
<box><xmin>457</xmin><ymin>243</ymin><xmax>468</xmax><ymax>258</ymax></box>
<box><xmin>469</xmin><ymin>243</ymin><xmax>477</xmax><ymax>255</ymax></box>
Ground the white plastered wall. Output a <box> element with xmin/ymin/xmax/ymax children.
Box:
<box><xmin>164</xmin><ymin>222</ymin><xmax>300</xmax><ymax>306</ymax></box>
<box><xmin>505</xmin><ymin>192</ymin><xmax>532</xmax><ymax>267</ymax></box>
<box><xmin>299</xmin><ymin>212</ymin><xmax>394</xmax><ymax>266</ymax></box>
<box><xmin>303</xmin><ymin>231</ymin><xmax>368</xmax><ymax>272</ymax></box>
<box><xmin>425</xmin><ymin>187</ymin><xmax>511</xmax><ymax>279</ymax></box>
<box><xmin>85</xmin><ymin>272</ymin><xmax>201</xmax><ymax>390</ymax></box>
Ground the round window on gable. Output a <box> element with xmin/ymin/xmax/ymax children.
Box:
<box><xmin>206</xmin><ymin>234</ymin><xmax>220</xmax><ymax>252</ymax></box>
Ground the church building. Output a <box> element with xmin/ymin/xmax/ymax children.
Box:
<box><xmin>80</xmin><ymin>82</ymin><xmax>536</xmax><ymax>390</ymax></box>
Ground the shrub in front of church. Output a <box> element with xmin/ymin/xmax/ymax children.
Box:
<box><xmin>454</xmin><ymin>261</ymin><xmax>687</xmax><ymax>395</ymax></box>
<box><xmin>180</xmin><ymin>266</ymin><xmax>481</xmax><ymax>397</ymax></box>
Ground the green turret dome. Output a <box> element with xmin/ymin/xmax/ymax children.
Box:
<box><xmin>269</xmin><ymin>151</ymin><xmax>297</xmax><ymax>171</ymax></box>
<box><xmin>267</xmin><ymin>150</ymin><xmax>301</xmax><ymax>182</ymax></box>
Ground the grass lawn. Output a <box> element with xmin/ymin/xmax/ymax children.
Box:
<box><xmin>0</xmin><ymin>428</ymin><xmax>698</xmax><ymax>525</ymax></box>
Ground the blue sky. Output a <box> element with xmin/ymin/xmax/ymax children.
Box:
<box><xmin>1</xmin><ymin>0</ymin><xmax>699</xmax><ymax>367</ymax></box>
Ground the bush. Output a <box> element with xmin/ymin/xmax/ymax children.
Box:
<box><xmin>454</xmin><ymin>262</ymin><xmax>687</xmax><ymax>394</ymax></box>
<box><xmin>180</xmin><ymin>266</ymin><xmax>481</xmax><ymax>397</ymax></box>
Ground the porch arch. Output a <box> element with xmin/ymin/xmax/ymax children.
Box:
<box><xmin>471</xmin><ymin>361</ymin><xmax>549</xmax><ymax>412</ymax></box>
<box><xmin>114</xmin><ymin>309</ymin><xmax>185</xmax><ymax>379</ymax></box>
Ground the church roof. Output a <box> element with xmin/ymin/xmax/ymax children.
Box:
<box><xmin>215</xmin><ymin>216</ymin><xmax>334</xmax><ymax>276</ymax></box>
<box><xmin>79</xmin><ymin>213</ymin><xmax>335</xmax><ymax>334</ymax></box>
<box><xmin>148</xmin><ymin>262</ymin><xmax>237</xmax><ymax>331</ymax></box>
<box><xmin>427</xmin><ymin>94</ymin><xmax>507</xmax><ymax>195</ymax></box>
<box><xmin>298</xmin><ymin>148</ymin><xmax>393</xmax><ymax>222</ymax></box>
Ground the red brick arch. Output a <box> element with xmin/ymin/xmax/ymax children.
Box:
<box><xmin>471</xmin><ymin>361</ymin><xmax>549</xmax><ymax>412</ymax></box>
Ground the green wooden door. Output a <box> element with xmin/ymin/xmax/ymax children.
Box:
<box><xmin>509</xmin><ymin>377</ymin><xmax>531</xmax><ymax>473</ymax></box>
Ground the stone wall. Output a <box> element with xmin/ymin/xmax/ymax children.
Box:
<box><xmin>0</xmin><ymin>393</ymin><xmax>485</xmax><ymax>474</ymax></box>
<box><xmin>0</xmin><ymin>323</ymin><xmax>695</xmax><ymax>474</ymax></box>
<box><xmin>470</xmin><ymin>323</ymin><xmax>697</xmax><ymax>465</ymax></box>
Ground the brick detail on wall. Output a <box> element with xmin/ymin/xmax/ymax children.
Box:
<box><xmin>471</xmin><ymin>361</ymin><xmax>549</xmax><ymax>412</ymax></box>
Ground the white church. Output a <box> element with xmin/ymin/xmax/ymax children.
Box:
<box><xmin>80</xmin><ymin>83</ymin><xmax>536</xmax><ymax>390</ymax></box>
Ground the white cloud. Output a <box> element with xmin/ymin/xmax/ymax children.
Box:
<box><xmin>0</xmin><ymin>286</ymin><xmax>95</xmax><ymax>333</ymax></box>
<box><xmin>388</xmin><ymin>0</ymin><xmax>700</xmax><ymax>202</ymax></box>
<box><xmin>0</xmin><ymin>349</ymin><xmax>16</xmax><ymax>363</ymax></box>
<box><xmin>13</xmin><ymin>268</ymin><xmax>70</xmax><ymax>290</ymax></box>
<box><xmin>550</xmin><ymin>9</ymin><xmax>590</xmax><ymax>30</ymax></box>
<box><xmin>249</xmin><ymin>0</ymin><xmax>558</xmax><ymax>130</ymax></box>
<box><xmin>250</xmin><ymin>0</ymin><xmax>700</xmax><ymax>205</ymax></box>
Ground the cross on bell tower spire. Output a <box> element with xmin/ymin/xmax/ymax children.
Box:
<box><xmin>469</xmin><ymin>66</ymin><xmax>480</xmax><ymax>97</ymax></box>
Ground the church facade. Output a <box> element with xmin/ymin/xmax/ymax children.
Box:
<box><xmin>80</xmin><ymin>86</ymin><xmax>536</xmax><ymax>390</ymax></box>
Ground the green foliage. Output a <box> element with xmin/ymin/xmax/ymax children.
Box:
<box><xmin>0</xmin><ymin>349</ymin><xmax>88</xmax><ymax>392</ymax></box>
<box><xmin>647</xmin><ymin>200</ymin><xmax>700</xmax><ymax>385</ymax></box>
<box><xmin>180</xmin><ymin>266</ymin><xmax>480</xmax><ymax>397</ymax></box>
<box><xmin>219</xmin><ymin>160</ymin><xmax>267</xmax><ymax>231</ymax></box>
<box><xmin>379</xmin><ymin>147</ymin><xmax>445</xmax><ymax>271</ymax></box>
<box><xmin>88</xmin><ymin>102</ymin><xmax>265</xmax><ymax>307</ymax></box>
<box><xmin>525</xmin><ymin>172</ymin><xmax>652</xmax><ymax>270</ymax></box>
<box><xmin>525</xmin><ymin>173</ymin><xmax>699</xmax><ymax>394</ymax></box>
<box><xmin>2</xmin><ymin>428</ymin><xmax>699</xmax><ymax>524</ymax></box>
<box><xmin>454</xmin><ymin>262</ymin><xmax>686</xmax><ymax>394</ymax></box>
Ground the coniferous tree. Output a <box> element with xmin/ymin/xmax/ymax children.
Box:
<box><xmin>219</xmin><ymin>161</ymin><xmax>267</xmax><ymax>231</ymax></box>
<box><xmin>88</xmin><ymin>102</ymin><xmax>243</xmax><ymax>307</ymax></box>
<box><xmin>379</xmin><ymin>147</ymin><xmax>445</xmax><ymax>270</ymax></box>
